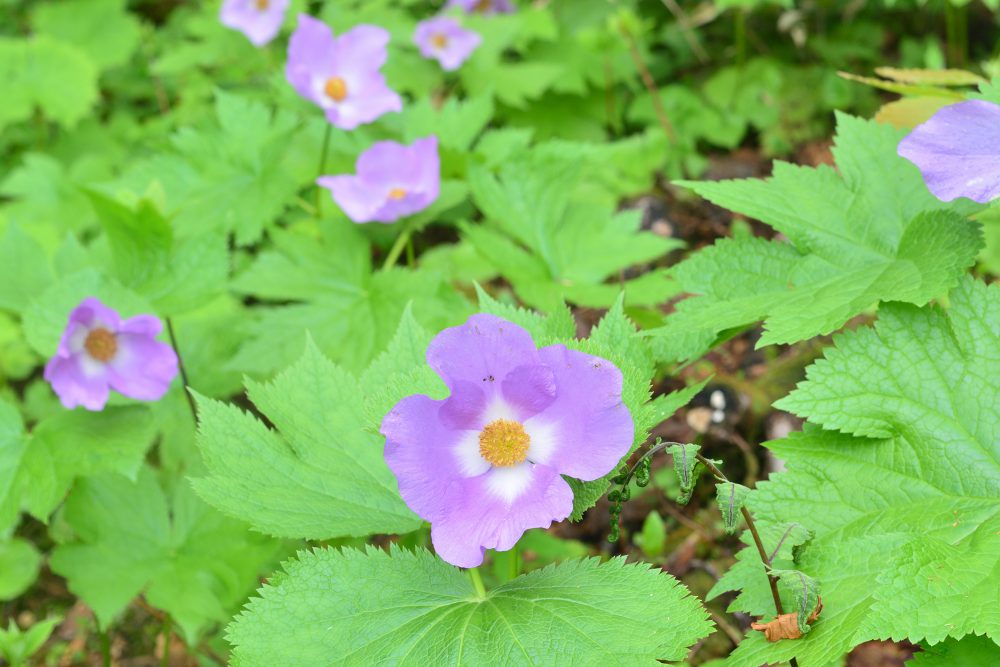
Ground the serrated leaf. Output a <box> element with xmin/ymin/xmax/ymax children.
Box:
<box><xmin>652</xmin><ymin>114</ymin><xmax>984</xmax><ymax>361</ymax></box>
<box><xmin>724</xmin><ymin>276</ymin><xmax>1000</xmax><ymax>666</ymax></box>
<box><xmin>909</xmin><ymin>635</ymin><xmax>1000</xmax><ymax>665</ymax></box>
<box><xmin>50</xmin><ymin>468</ymin><xmax>284</xmax><ymax>642</ymax></box>
<box><xmin>0</xmin><ymin>36</ymin><xmax>98</xmax><ymax>130</ymax></box>
<box><xmin>0</xmin><ymin>399</ymin><xmax>155</xmax><ymax>533</ymax></box>
<box><xmin>0</xmin><ymin>224</ymin><xmax>53</xmax><ymax>313</ymax></box>
<box><xmin>227</xmin><ymin>546</ymin><xmax>713</xmax><ymax>666</ymax></box>
<box><xmin>772</xmin><ymin>569</ymin><xmax>821</xmax><ymax>634</ymax></box>
<box><xmin>715</xmin><ymin>482</ymin><xmax>750</xmax><ymax>535</ymax></box>
<box><xmin>193</xmin><ymin>341</ymin><xmax>421</xmax><ymax>540</ymax></box>
<box><xmin>668</xmin><ymin>443</ymin><xmax>703</xmax><ymax>505</ymax></box>
<box><xmin>32</xmin><ymin>0</ymin><xmax>141</xmax><ymax>70</ymax></box>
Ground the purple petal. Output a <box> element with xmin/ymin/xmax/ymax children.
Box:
<box><xmin>429</xmin><ymin>463</ymin><xmax>573</xmax><ymax>568</ymax></box>
<box><xmin>447</xmin><ymin>0</ymin><xmax>516</xmax><ymax>15</ymax></box>
<box><xmin>106</xmin><ymin>333</ymin><xmax>178</xmax><ymax>402</ymax></box>
<box><xmin>427</xmin><ymin>314</ymin><xmax>541</xmax><ymax>393</ymax></box>
<box><xmin>317</xmin><ymin>174</ymin><xmax>385</xmax><ymax>223</ymax></box>
<box><xmin>119</xmin><ymin>314</ymin><xmax>163</xmax><ymax>337</ymax></box>
<box><xmin>413</xmin><ymin>17</ymin><xmax>482</xmax><ymax>71</ymax></box>
<box><xmin>897</xmin><ymin>99</ymin><xmax>1000</xmax><ymax>204</ymax></box>
<box><xmin>70</xmin><ymin>297</ymin><xmax>121</xmax><ymax>331</ymax></box>
<box><xmin>439</xmin><ymin>380</ymin><xmax>488</xmax><ymax>430</ymax></box>
<box><xmin>382</xmin><ymin>394</ymin><xmax>476</xmax><ymax>521</ymax></box>
<box><xmin>332</xmin><ymin>24</ymin><xmax>391</xmax><ymax>71</ymax></box>
<box><xmin>286</xmin><ymin>14</ymin><xmax>337</xmax><ymax>101</ymax></box>
<box><xmin>325</xmin><ymin>78</ymin><xmax>402</xmax><ymax>130</ymax></box>
<box><xmin>501</xmin><ymin>364</ymin><xmax>556</xmax><ymax>420</ymax></box>
<box><xmin>220</xmin><ymin>0</ymin><xmax>289</xmax><ymax>47</ymax></box>
<box><xmin>523</xmin><ymin>345</ymin><xmax>633</xmax><ymax>481</ymax></box>
<box><xmin>44</xmin><ymin>355</ymin><xmax>110</xmax><ymax>411</ymax></box>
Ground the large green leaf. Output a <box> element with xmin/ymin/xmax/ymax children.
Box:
<box><xmin>0</xmin><ymin>400</ymin><xmax>154</xmax><ymax>533</ymax></box>
<box><xmin>227</xmin><ymin>546</ymin><xmax>713</xmax><ymax>666</ymax></box>
<box><xmin>50</xmin><ymin>467</ymin><xmax>284</xmax><ymax>642</ymax></box>
<box><xmin>650</xmin><ymin>114</ymin><xmax>984</xmax><ymax>362</ymax></box>
<box><xmin>32</xmin><ymin>0</ymin><xmax>141</xmax><ymax>70</ymax></box>
<box><xmin>722</xmin><ymin>276</ymin><xmax>1000</xmax><ymax>666</ymax></box>
<box><xmin>0</xmin><ymin>36</ymin><xmax>98</xmax><ymax>130</ymax></box>
<box><xmin>192</xmin><ymin>341</ymin><xmax>421</xmax><ymax>540</ymax></box>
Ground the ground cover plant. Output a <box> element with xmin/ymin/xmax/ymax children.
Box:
<box><xmin>0</xmin><ymin>0</ymin><xmax>998</xmax><ymax>665</ymax></box>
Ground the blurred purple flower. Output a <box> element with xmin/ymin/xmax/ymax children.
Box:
<box><xmin>413</xmin><ymin>17</ymin><xmax>481</xmax><ymax>71</ymax></box>
<box><xmin>381</xmin><ymin>314</ymin><xmax>633</xmax><ymax>568</ymax></box>
<box><xmin>219</xmin><ymin>0</ymin><xmax>289</xmax><ymax>47</ymax></box>
<box><xmin>897</xmin><ymin>99</ymin><xmax>1000</xmax><ymax>204</ymax></box>
<box><xmin>285</xmin><ymin>14</ymin><xmax>402</xmax><ymax>130</ymax></box>
<box><xmin>447</xmin><ymin>0</ymin><xmax>515</xmax><ymax>14</ymax></box>
<box><xmin>317</xmin><ymin>137</ymin><xmax>440</xmax><ymax>224</ymax></box>
<box><xmin>44</xmin><ymin>298</ymin><xmax>178</xmax><ymax>412</ymax></box>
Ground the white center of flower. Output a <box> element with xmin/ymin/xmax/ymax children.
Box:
<box><xmin>84</xmin><ymin>327</ymin><xmax>118</xmax><ymax>362</ymax></box>
<box><xmin>478</xmin><ymin>419</ymin><xmax>530</xmax><ymax>467</ymax></box>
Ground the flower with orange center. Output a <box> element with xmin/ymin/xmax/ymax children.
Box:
<box><xmin>387</xmin><ymin>187</ymin><xmax>407</xmax><ymax>200</ymax></box>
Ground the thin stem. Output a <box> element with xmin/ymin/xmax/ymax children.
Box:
<box><xmin>508</xmin><ymin>545</ymin><xmax>520</xmax><ymax>581</ymax></box>
<box><xmin>734</xmin><ymin>8</ymin><xmax>747</xmax><ymax>67</ymax></box>
<box><xmin>315</xmin><ymin>123</ymin><xmax>333</xmax><ymax>217</ymax></box>
<box><xmin>101</xmin><ymin>631</ymin><xmax>111</xmax><ymax>667</ymax></box>
<box><xmin>697</xmin><ymin>452</ymin><xmax>797</xmax><ymax>666</ymax></box>
<box><xmin>382</xmin><ymin>221</ymin><xmax>416</xmax><ymax>271</ymax></box>
<box><xmin>660</xmin><ymin>0</ymin><xmax>709</xmax><ymax>63</ymax></box>
<box><xmin>160</xmin><ymin>616</ymin><xmax>172</xmax><ymax>667</ymax></box>
<box><xmin>165</xmin><ymin>318</ymin><xmax>198</xmax><ymax>425</ymax></box>
<box><xmin>617</xmin><ymin>21</ymin><xmax>677</xmax><ymax>144</ymax></box>
<box><xmin>467</xmin><ymin>567</ymin><xmax>487</xmax><ymax>599</ymax></box>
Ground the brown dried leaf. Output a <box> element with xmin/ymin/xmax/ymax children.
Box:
<box><xmin>751</xmin><ymin>598</ymin><xmax>823</xmax><ymax>642</ymax></box>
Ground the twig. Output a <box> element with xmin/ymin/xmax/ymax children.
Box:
<box><xmin>617</xmin><ymin>21</ymin><xmax>677</xmax><ymax>144</ymax></box>
<box><xmin>660</xmin><ymin>0</ymin><xmax>709</xmax><ymax>63</ymax></box>
<box><xmin>165</xmin><ymin>318</ymin><xmax>198</xmax><ymax>426</ymax></box>
<box><xmin>315</xmin><ymin>123</ymin><xmax>333</xmax><ymax>217</ymax></box>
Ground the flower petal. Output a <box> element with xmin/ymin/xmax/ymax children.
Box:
<box><xmin>429</xmin><ymin>463</ymin><xmax>573</xmax><ymax>568</ymax></box>
<box><xmin>317</xmin><ymin>175</ymin><xmax>386</xmax><ymax>223</ymax></box>
<box><xmin>44</xmin><ymin>355</ymin><xmax>110</xmax><ymax>411</ymax></box>
<box><xmin>382</xmin><ymin>394</ymin><xmax>476</xmax><ymax>521</ymax></box>
<box><xmin>107</xmin><ymin>334</ymin><xmax>178</xmax><ymax>401</ymax></box>
<box><xmin>333</xmin><ymin>24</ymin><xmax>390</xmax><ymax>71</ymax></box>
<box><xmin>897</xmin><ymin>99</ymin><xmax>1000</xmax><ymax>203</ymax></box>
<box><xmin>523</xmin><ymin>345</ymin><xmax>633</xmax><ymax>480</ymax></box>
<box><xmin>501</xmin><ymin>364</ymin><xmax>556</xmax><ymax>421</ymax></box>
<box><xmin>286</xmin><ymin>14</ymin><xmax>336</xmax><ymax>100</ymax></box>
<box><xmin>426</xmin><ymin>314</ymin><xmax>541</xmax><ymax>393</ymax></box>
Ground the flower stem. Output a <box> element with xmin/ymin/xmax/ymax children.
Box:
<box><xmin>382</xmin><ymin>221</ymin><xmax>416</xmax><ymax>271</ymax></box>
<box><xmin>165</xmin><ymin>318</ymin><xmax>198</xmax><ymax>425</ymax></box>
<box><xmin>160</xmin><ymin>615</ymin><xmax>172</xmax><ymax>667</ymax></box>
<box><xmin>696</xmin><ymin>452</ymin><xmax>798</xmax><ymax>667</ymax></box>
<box><xmin>618</xmin><ymin>20</ymin><xmax>676</xmax><ymax>145</ymax></box>
<box><xmin>315</xmin><ymin>123</ymin><xmax>332</xmax><ymax>218</ymax></box>
<box><xmin>468</xmin><ymin>567</ymin><xmax>487</xmax><ymax>599</ymax></box>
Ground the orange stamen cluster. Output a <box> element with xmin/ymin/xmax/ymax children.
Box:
<box><xmin>478</xmin><ymin>419</ymin><xmax>530</xmax><ymax>467</ymax></box>
<box><xmin>84</xmin><ymin>328</ymin><xmax>118</xmax><ymax>362</ymax></box>
<box><xmin>324</xmin><ymin>77</ymin><xmax>348</xmax><ymax>102</ymax></box>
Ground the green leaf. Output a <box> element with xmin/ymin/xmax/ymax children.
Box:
<box><xmin>192</xmin><ymin>341</ymin><xmax>421</xmax><ymax>540</ymax></box>
<box><xmin>0</xmin><ymin>399</ymin><xmax>155</xmax><ymax>533</ymax></box>
<box><xmin>0</xmin><ymin>617</ymin><xmax>60</xmax><ymax>666</ymax></box>
<box><xmin>87</xmin><ymin>193</ymin><xmax>228</xmax><ymax>316</ymax></box>
<box><xmin>724</xmin><ymin>276</ymin><xmax>1000</xmax><ymax>666</ymax></box>
<box><xmin>50</xmin><ymin>467</ymin><xmax>284</xmax><ymax>643</ymax></box>
<box><xmin>909</xmin><ymin>635</ymin><xmax>1000</xmax><ymax>665</ymax></box>
<box><xmin>0</xmin><ymin>223</ymin><xmax>53</xmax><ymax>313</ymax></box>
<box><xmin>0</xmin><ymin>538</ymin><xmax>40</xmax><ymax>600</ymax></box>
<box><xmin>230</xmin><ymin>223</ymin><xmax>469</xmax><ymax>375</ymax></box>
<box><xmin>227</xmin><ymin>546</ymin><xmax>713</xmax><ymax>666</ymax></box>
<box><xmin>668</xmin><ymin>444</ymin><xmax>702</xmax><ymax>505</ymax></box>
<box><xmin>772</xmin><ymin>569</ymin><xmax>821</xmax><ymax>634</ymax></box>
<box><xmin>115</xmin><ymin>91</ymin><xmax>308</xmax><ymax>245</ymax></box>
<box><xmin>715</xmin><ymin>482</ymin><xmax>750</xmax><ymax>535</ymax></box>
<box><xmin>32</xmin><ymin>0</ymin><xmax>141</xmax><ymax>70</ymax></box>
<box><xmin>651</xmin><ymin>114</ymin><xmax>984</xmax><ymax>361</ymax></box>
<box><xmin>0</xmin><ymin>36</ymin><xmax>98</xmax><ymax>130</ymax></box>
<box><xmin>402</xmin><ymin>95</ymin><xmax>494</xmax><ymax>152</ymax></box>
<box><xmin>634</xmin><ymin>511</ymin><xmax>667</xmax><ymax>559</ymax></box>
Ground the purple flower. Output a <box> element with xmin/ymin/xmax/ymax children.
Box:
<box><xmin>285</xmin><ymin>14</ymin><xmax>402</xmax><ymax>130</ymax></box>
<box><xmin>897</xmin><ymin>99</ymin><xmax>1000</xmax><ymax>204</ymax></box>
<box><xmin>219</xmin><ymin>0</ymin><xmax>289</xmax><ymax>47</ymax></box>
<box><xmin>317</xmin><ymin>136</ymin><xmax>440</xmax><ymax>224</ymax></box>
<box><xmin>413</xmin><ymin>17</ymin><xmax>481</xmax><ymax>71</ymax></box>
<box><xmin>44</xmin><ymin>298</ymin><xmax>179</xmax><ymax>412</ymax></box>
<box><xmin>447</xmin><ymin>0</ymin><xmax>515</xmax><ymax>14</ymax></box>
<box><xmin>381</xmin><ymin>314</ymin><xmax>634</xmax><ymax>568</ymax></box>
